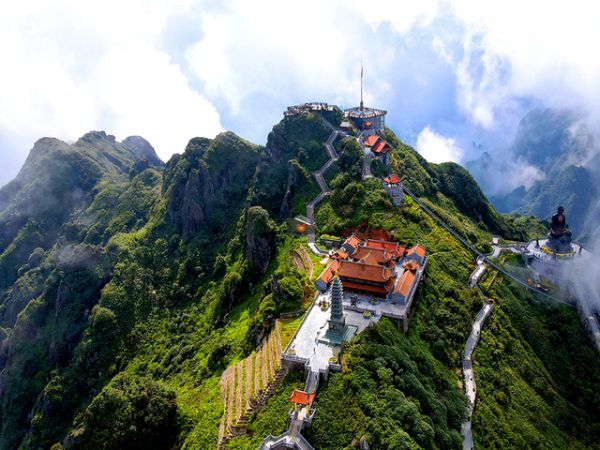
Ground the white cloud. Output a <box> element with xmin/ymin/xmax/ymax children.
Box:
<box><xmin>3</xmin><ymin>0</ymin><xmax>600</xmax><ymax>187</ymax></box>
<box><xmin>416</xmin><ymin>126</ymin><xmax>463</xmax><ymax>163</ymax></box>
<box><xmin>348</xmin><ymin>0</ymin><xmax>439</xmax><ymax>33</ymax></box>
<box><xmin>0</xmin><ymin>0</ymin><xmax>222</xmax><ymax>179</ymax></box>
<box><xmin>185</xmin><ymin>0</ymin><xmax>435</xmax><ymax>118</ymax></box>
<box><xmin>445</xmin><ymin>0</ymin><xmax>600</xmax><ymax>128</ymax></box>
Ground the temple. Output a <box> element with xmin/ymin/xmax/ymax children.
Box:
<box><xmin>524</xmin><ymin>205</ymin><xmax>585</xmax><ymax>285</ymax></box>
<box><xmin>382</xmin><ymin>174</ymin><xmax>404</xmax><ymax>205</ymax></box>
<box><xmin>315</xmin><ymin>235</ymin><xmax>425</xmax><ymax>307</ymax></box>
<box><xmin>363</xmin><ymin>134</ymin><xmax>391</xmax><ymax>165</ymax></box>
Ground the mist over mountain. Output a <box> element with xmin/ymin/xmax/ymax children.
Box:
<box><xmin>467</xmin><ymin>108</ymin><xmax>599</xmax><ymax>240</ymax></box>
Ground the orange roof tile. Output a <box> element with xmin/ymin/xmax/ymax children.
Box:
<box><xmin>338</xmin><ymin>260</ymin><xmax>395</xmax><ymax>284</ymax></box>
<box><xmin>372</xmin><ymin>140</ymin><xmax>390</xmax><ymax>154</ymax></box>
<box><xmin>316</xmin><ymin>259</ymin><xmax>340</xmax><ymax>285</ymax></box>
<box><xmin>383</xmin><ymin>174</ymin><xmax>401</xmax><ymax>184</ymax></box>
<box><xmin>363</xmin><ymin>135</ymin><xmax>379</xmax><ymax>147</ymax></box>
<box><xmin>394</xmin><ymin>269</ymin><xmax>416</xmax><ymax>297</ymax></box>
<box><xmin>343</xmin><ymin>235</ymin><xmax>361</xmax><ymax>250</ymax></box>
<box><xmin>360</xmin><ymin>253</ymin><xmax>381</xmax><ymax>265</ymax></box>
<box><xmin>331</xmin><ymin>249</ymin><xmax>349</xmax><ymax>260</ymax></box>
<box><xmin>288</xmin><ymin>389</ymin><xmax>315</xmax><ymax>405</ymax></box>
<box><xmin>406</xmin><ymin>244</ymin><xmax>425</xmax><ymax>257</ymax></box>
<box><xmin>364</xmin><ymin>239</ymin><xmax>406</xmax><ymax>259</ymax></box>
<box><xmin>352</xmin><ymin>247</ymin><xmax>394</xmax><ymax>264</ymax></box>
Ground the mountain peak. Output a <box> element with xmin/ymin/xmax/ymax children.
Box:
<box><xmin>75</xmin><ymin>130</ymin><xmax>117</xmax><ymax>146</ymax></box>
<box><xmin>122</xmin><ymin>136</ymin><xmax>163</xmax><ymax>166</ymax></box>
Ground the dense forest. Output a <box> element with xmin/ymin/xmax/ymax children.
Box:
<box><xmin>0</xmin><ymin>111</ymin><xmax>598</xmax><ymax>449</ymax></box>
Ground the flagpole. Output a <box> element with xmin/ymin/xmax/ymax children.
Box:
<box><xmin>360</xmin><ymin>62</ymin><xmax>364</xmax><ymax>110</ymax></box>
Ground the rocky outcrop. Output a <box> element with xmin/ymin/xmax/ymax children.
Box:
<box><xmin>244</xmin><ymin>207</ymin><xmax>277</xmax><ymax>274</ymax></box>
<box><xmin>166</xmin><ymin>161</ymin><xmax>213</xmax><ymax>236</ymax></box>
<box><xmin>164</xmin><ymin>133</ymin><xmax>261</xmax><ymax>238</ymax></box>
<box><xmin>122</xmin><ymin>136</ymin><xmax>163</xmax><ymax>167</ymax></box>
<box><xmin>279</xmin><ymin>160</ymin><xmax>311</xmax><ymax>218</ymax></box>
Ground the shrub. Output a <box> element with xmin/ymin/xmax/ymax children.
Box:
<box><xmin>65</xmin><ymin>373</ymin><xmax>178</xmax><ymax>450</ymax></box>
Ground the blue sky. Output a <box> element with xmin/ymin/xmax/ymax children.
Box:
<box><xmin>1</xmin><ymin>0</ymin><xmax>599</xmax><ymax>191</ymax></box>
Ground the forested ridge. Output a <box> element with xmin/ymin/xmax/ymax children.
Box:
<box><xmin>0</xmin><ymin>113</ymin><xmax>598</xmax><ymax>449</ymax></box>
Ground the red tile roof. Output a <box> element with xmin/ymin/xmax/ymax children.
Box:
<box><xmin>406</xmin><ymin>244</ymin><xmax>426</xmax><ymax>257</ymax></box>
<box><xmin>352</xmin><ymin>247</ymin><xmax>394</xmax><ymax>264</ymax></box>
<box><xmin>338</xmin><ymin>260</ymin><xmax>395</xmax><ymax>284</ymax></box>
<box><xmin>331</xmin><ymin>249</ymin><xmax>349</xmax><ymax>260</ymax></box>
<box><xmin>360</xmin><ymin>253</ymin><xmax>381</xmax><ymax>266</ymax></box>
<box><xmin>372</xmin><ymin>140</ymin><xmax>390</xmax><ymax>154</ymax></box>
<box><xmin>394</xmin><ymin>269</ymin><xmax>416</xmax><ymax>297</ymax></box>
<box><xmin>288</xmin><ymin>389</ymin><xmax>315</xmax><ymax>405</ymax></box>
<box><xmin>383</xmin><ymin>174</ymin><xmax>401</xmax><ymax>184</ymax></box>
<box><xmin>363</xmin><ymin>135</ymin><xmax>379</xmax><ymax>147</ymax></box>
<box><xmin>363</xmin><ymin>239</ymin><xmax>406</xmax><ymax>259</ymax></box>
<box><xmin>343</xmin><ymin>235</ymin><xmax>361</xmax><ymax>250</ymax></box>
<box><xmin>403</xmin><ymin>260</ymin><xmax>420</xmax><ymax>271</ymax></box>
<box><xmin>316</xmin><ymin>259</ymin><xmax>340</xmax><ymax>285</ymax></box>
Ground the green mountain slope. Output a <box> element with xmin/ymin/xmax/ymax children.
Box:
<box><xmin>0</xmin><ymin>112</ymin><xmax>598</xmax><ymax>450</ymax></box>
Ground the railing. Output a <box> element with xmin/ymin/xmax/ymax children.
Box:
<box><xmin>282</xmin><ymin>292</ymin><xmax>320</xmax><ymax>355</ymax></box>
<box><xmin>401</xmin><ymin>185</ymin><xmax>574</xmax><ymax>308</ymax></box>
<box><xmin>344</xmin><ymin>304</ymin><xmax>377</xmax><ymax>315</ymax></box>
<box><xmin>295</xmin><ymin>433</ymin><xmax>315</xmax><ymax>450</ymax></box>
<box><xmin>282</xmin><ymin>353</ymin><xmax>310</xmax><ymax>365</ymax></box>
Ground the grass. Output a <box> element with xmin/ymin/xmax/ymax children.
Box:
<box><xmin>278</xmin><ymin>316</ymin><xmax>304</xmax><ymax>349</ymax></box>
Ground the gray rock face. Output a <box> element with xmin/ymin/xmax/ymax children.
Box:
<box><xmin>122</xmin><ymin>136</ymin><xmax>163</xmax><ymax>167</ymax></box>
<box><xmin>166</xmin><ymin>162</ymin><xmax>213</xmax><ymax>236</ymax></box>
<box><xmin>279</xmin><ymin>161</ymin><xmax>306</xmax><ymax>218</ymax></box>
<box><xmin>244</xmin><ymin>206</ymin><xmax>276</xmax><ymax>274</ymax></box>
<box><xmin>164</xmin><ymin>133</ymin><xmax>261</xmax><ymax>237</ymax></box>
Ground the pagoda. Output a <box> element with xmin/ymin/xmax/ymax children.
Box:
<box><xmin>329</xmin><ymin>275</ymin><xmax>346</xmax><ymax>331</ymax></box>
<box><xmin>320</xmin><ymin>276</ymin><xmax>356</xmax><ymax>345</ymax></box>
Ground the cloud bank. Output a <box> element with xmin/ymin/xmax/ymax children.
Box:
<box><xmin>1</xmin><ymin>0</ymin><xmax>600</xmax><ymax>190</ymax></box>
<box><xmin>0</xmin><ymin>0</ymin><xmax>222</xmax><ymax>183</ymax></box>
<box><xmin>416</xmin><ymin>126</ymin><xmax>463</xmax><ymax>163</ymax></box>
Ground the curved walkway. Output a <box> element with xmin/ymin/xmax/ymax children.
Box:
<box><xmin>306</xmin><ymin>129</ymin><xmax>338</xmax><ymax>256</ymax></box>
<box><xmin>461</xmin><ymin>301</ymin><xmax>494</xmax><ymax>450</ymax></box>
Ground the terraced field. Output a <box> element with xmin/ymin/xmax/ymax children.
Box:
<box><xmin>217</xmin><ymin>321</ymin><xmax>286</xmax><ymax>449</ymax></box>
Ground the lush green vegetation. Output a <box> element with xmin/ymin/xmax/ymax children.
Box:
<box><xmin>66</xmin><ymin>373</ymin><xmax>178</xmax><ymax>450</ymax></box>
<box><xmin>473</xmin><ymin>277</ymin><xmax>600</xmax><ymax>449</ymax></box>
<box><xmin>252</xmin><ymin>112</ymin><xmax>331</xmax><ymax>217</ymax></box>
<box><xmin>0</xmin><ymin>113</ymin><xmax>598</xmax><ymax>450</ymax></box>
<box><xmin>308</xmin><ymin>319</ymin><xmax>467</xmax><ymax>449</ymax></box>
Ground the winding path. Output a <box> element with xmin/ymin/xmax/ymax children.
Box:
<box><xmin>306</xmin><ymin>129</ymin><xmax>338</xmax><ymax>256</ymax></box>
<box><xmin>356</xmin><ymin>131</ymin><xmax>372</xmax><ymax>180</ymax></box>
<box><xmin>461</xmin><ymin>301</ymin><xmax>494</xmax><ymax>450</ymax></box>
